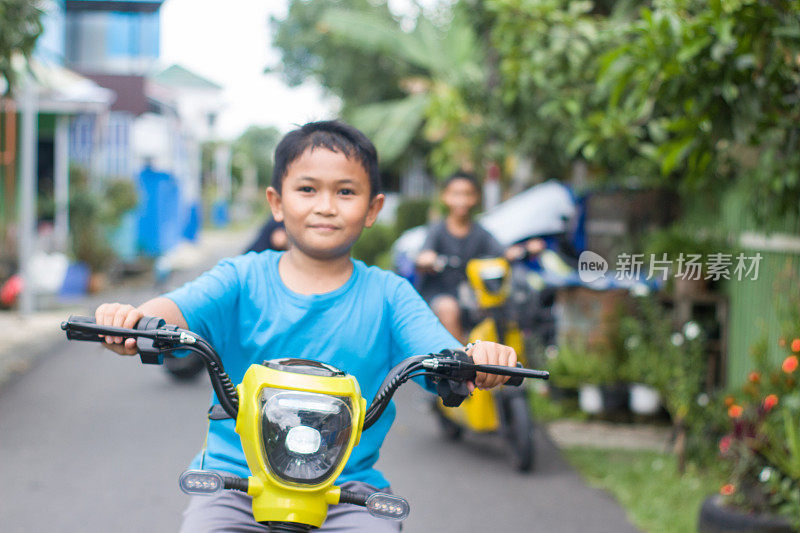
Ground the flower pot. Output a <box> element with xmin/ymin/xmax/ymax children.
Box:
<box><xmin>600</xmin><ymin>383</ymin><xmax>629</xmax><ymax>414</ymax></box>
<box><xmin>578</xmin><ymin>384</ymin><xmax>603</xmax><ymax>414</ymax></box>
<box><xmin>548</xmin><ymin>384</ymin><xmax>578</xmax><ymax>402</ymax></box>
<box><xmin>698</xmin><ymin>495</ymin><xmax>794</xmax><ymax>533</ymax></box>
<box><xmin>629</xmin><ymin>383</ymin><xmax>661</xmax><ymax>415</ymax></box>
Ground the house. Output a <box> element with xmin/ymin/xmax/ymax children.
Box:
<box><xmin>6</xmin><ymin>0</ymin><xmax>224</xmax><ymax>313</ymax></box>
<box><xmin>65</xmin><ymin>0</ymin><xmax>195</xmax><ymax>257</ymax></box>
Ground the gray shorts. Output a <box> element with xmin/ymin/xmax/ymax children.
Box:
<box><xmin>179</xmin><ymin>480</ymin><xmax>402</xmax><ymax>532</ymax></box>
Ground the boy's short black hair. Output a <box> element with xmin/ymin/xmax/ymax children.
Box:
<box><xmin>272</xmin><ymin>120</ymin><xmax>381</xmax><ymax>197</ymax></box>
<box><xmin>443</xmin><ymin>171</ymin><xmax>480</xmax><ymax>192</ymax></box>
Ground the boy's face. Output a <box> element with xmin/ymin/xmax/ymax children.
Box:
<box><xmin>266</xmin><ymin>148</ymin><xmax>384</xmax><ymax>260</ymax></box>
<box><xmin>442</xmin><ymin>178</ymin><xmax>479</xmax><ymax>219</ymax></box>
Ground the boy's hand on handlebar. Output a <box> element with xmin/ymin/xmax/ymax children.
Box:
<box><xmin>465</xmin><ymin>341</ymin><xmax>517</xmax><ymax>390</ymax></box>
<box><xmin>94</xmin><ymin>303</ymin><xmax>144</xmax><ymax>355</ymax></box>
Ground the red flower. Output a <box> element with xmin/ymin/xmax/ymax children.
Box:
<box><xmin>725</xmin><ymin>396</ymin><xmax>735</xmax><ymax>407</ymax></box>
<box><xmin>783</xmin><ymin>355</ymin><xmax>799</xmax><ymax>374</ymax></box>
<box><xmin>720</xmin><ymin>484</ymin><xmax>736</xmax><ymax>496</ymax></box>
<box><xmin>748</xmin><ymin>371</ymin><xmax>761</xmax><ymax>384</ymax></box>
<box><xmin>719</xmin><ymin>435</ymin><xmax>732</xmax><ymax>454</ymax></box>
<box><xmin>792</xmin><ymin>339</ymin><xmax>800</xmax><ymax>352</ymax></box>
<box><xmin>764</xmin><ymin>394</ymin><xmax>779</xmax><ymax>411</ymax></box>
<box><xmin>728</xmin><ymin>405</ymin><xmax>744</xmax><ymax>418</ymax></box>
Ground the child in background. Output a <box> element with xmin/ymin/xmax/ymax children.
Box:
<box><xmin>415</xmin><ymin>172</ymin><xmax>506</xmax><ymax>343</ymax></box>
<box><xmin>93</xmin><ymin>121</ymin><xmax>519</xmax><ymax>532</ymax></box>
<box><xmin>244</xmin><ymin>216</ymin><xmax>288</xmax><ymax>253</ymax></box>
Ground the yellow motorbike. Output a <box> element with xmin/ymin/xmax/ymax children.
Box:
<box><xmin>61</xmin><ymin>315</ymin><xmax>548</xmax><ymax>532</ymax></box>
<box><xmin>433</xmin><ymin>257</ymin><xmax>537</xmax><ymax>472</ymax></box>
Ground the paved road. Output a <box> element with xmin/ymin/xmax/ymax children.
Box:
<box><xmin>381</xmin><ymin>387</ymin><xmax>637</xmax><ymax>532</ymax></box>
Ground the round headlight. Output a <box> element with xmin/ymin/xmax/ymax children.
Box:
<box><xmin>260</xmin><ymin>389</ymin><xmax>353</xmax><ymax>485</ymax></box>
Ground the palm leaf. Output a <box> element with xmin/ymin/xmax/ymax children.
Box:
<box><xmin>320</xmin><ymin>9</ymin><xmax>439</xmax><ymax>72</ymax></box>
<box><xmin>349</xmin><ymin>94</ymin><xmax>430</xmax><ymax>164</ymax></box>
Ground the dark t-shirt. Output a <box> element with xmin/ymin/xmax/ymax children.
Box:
<box><xmin>244</xmin><ymin>217</ymin><xmax>284</xmax><ymax>254</ymax></box>
<box><xmin>415</xmin><ymin>220</ymin><xmax>504</xmax><ymax>301</ymax></box>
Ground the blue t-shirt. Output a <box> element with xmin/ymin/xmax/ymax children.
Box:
<box><xmin>164</xmin><ymin>250</ymin><xmax>458</xmax><ymax>489</ymax></box>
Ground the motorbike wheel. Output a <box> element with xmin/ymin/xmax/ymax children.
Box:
<box><xmin>503</xmin><ymin>394</ymin><xmax>535</xmax><ymax>472</ymax></box>
<box><xmin>163</xmin><ymin>353</ymin><xmax>205</xmax><ymax>381</ymax></box>
<box><xmin>432</xmin><ymin>400</ymin><xmax>463</xmax><ymax>440</ymax></box>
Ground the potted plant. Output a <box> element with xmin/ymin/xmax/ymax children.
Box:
<box><xmin>700</xmin><ymin>267</ymin><xmax>800</xmax><ymax>531</ymax></box>
<box><xmin>569</xmin><ymin>343</ymin><xmax>615</xmax><ymax>416</ymax></box>
<box><xmin>700</xmin><ymin>271</ymin><xmax>800</xmax><ymax>533</ymax></box>
<box><xmin>547</xmin><ymin>340</ymin><xmax>611</xmax><ymax>414</ymax></box>
<box><xmin>69</xmin><ymin>169</ymin><xmax>139</xmax><ymax>290</ymax></box>
<box><xmin>543</xmin><ymin>344</ymin><xmax>580</xmax><ymax>402</ymax></box>
<box><xmin>698</xmin><ymin>346</ymin><xmax>799</xmax><ymax>532</ymax></box>
<box><xmin>620</xmin><ymin>311</ymin><xmax>662</xmax><ymax>415</ymax></box>
<box><xmin>576</xmin><ymin>352</ymin><xmax>612</xmax><ymax>415</ymax></box>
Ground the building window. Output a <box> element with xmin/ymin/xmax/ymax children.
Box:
<box><xmin>66</xmin><ymin>10</ymin><xmax>159</xmax><ymax>74</ymax></box>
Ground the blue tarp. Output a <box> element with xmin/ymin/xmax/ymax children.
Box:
<box><xmin>137</xmin><ymin>167</ymin><xmax>183</xmax><ymax>257</ymax></box>
<box><xmin>182</xmin><ymin>201</ymin><xmax>201</xmax><ymax>242</ymax></box>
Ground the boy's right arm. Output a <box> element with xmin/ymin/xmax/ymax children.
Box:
<box><xmin>95</xmin><ymin>297</ymin><xmax>187</xmax><ymax>355</ymax></box>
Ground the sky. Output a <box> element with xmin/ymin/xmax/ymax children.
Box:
<box><xmin>159</xmin><ymin>0</ymin><xmax>337</xmax><ymax>140</ymax></box>
<box><xmin>159</xmin><ymin>0</ymin><xmax>438</xmax><ymax>141</ymax></box>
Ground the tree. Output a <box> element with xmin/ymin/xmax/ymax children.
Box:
<box><xmin>232</xmin><ymin>125</ymin><xmax>281</xmax><ymax>188</ymax></box>
<box><xmin>483</xmin><ymin>0</ymin><xmax>625</xmax><ymax>180</ymax></box>
<box><xmin>572</xmin><ymin>0</ymin><xmax>800</xmax><ymax>222</ymax></box>
<box><xmin>0</xmin><ymin>0</ymin><xmax>44</xmax><ymax>95</ymax></box>
<box><xmin>270</xmin><ymin>0</ymin><xmax>414</xmax><ymax>116</ymax></box>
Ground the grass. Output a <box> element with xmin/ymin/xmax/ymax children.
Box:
<box><xmin>563</xmin><ymin>447</ymin><xmax>727</xmax><ymax>533</ymax></box>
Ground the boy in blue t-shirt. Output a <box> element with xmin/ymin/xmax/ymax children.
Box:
<box><xmin>95</xmin><ymin>121</ymin><xmax>519</xmax><ymax>532</ymax></box>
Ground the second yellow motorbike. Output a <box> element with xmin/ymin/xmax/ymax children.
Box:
<box><xmin>433</xmin><ymin>256</ymin><xmax>536</xmax><ymax>472</ymax></box>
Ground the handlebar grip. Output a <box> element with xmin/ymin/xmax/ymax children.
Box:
<box><xmin>61</xmin><ymin>315</ymin><xmax>105</xmax><ymax>342</ymax></box>
<box><xmin>504</xmin><ymin>363</ymin><xmax>551</xmax><ymax>386</ymax></box>
<box><xmin>61</xmin><ymin>315</ymin><xmax>165</xmax><ymax>343</ymax></box>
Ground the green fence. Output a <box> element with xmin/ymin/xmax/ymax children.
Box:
<box><xmin>720</xmin><ymin>188</ymin><xmax>800</xmax><ymax>386</ymax></box>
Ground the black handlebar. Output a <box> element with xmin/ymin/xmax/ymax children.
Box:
<box><xmin>361</xmin><ymin>349</ymin><xmax>549</xmax><ymax>430</ymax></box>
<box><xmin>61</xmin><ymin>316</ymin><xmax>549</xmax><ymax>429</ymax></box>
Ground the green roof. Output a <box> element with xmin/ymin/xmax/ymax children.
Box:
<box><xmin>154</xmin><ymin>64</ymin><xmax>223</xmax><ymax>91</ymax></box>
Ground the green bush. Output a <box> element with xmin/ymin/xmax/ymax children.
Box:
<box><xmin>394</xmin><ymin>198</ymin><xmax>431</xmax><ymax>235</ymax></box>
<box><xmin>68</xmin><ymin>168</ymin><xmax>139</xmax><ymax>272</ymax></box>
<box><xmin>102</xmin><ymin>178</ymin><xmax>138</xmax><ymax>225</ymax></box>
<box><xmin>351</xmin><ymin>223</ymin><xmax>397</xmax><ymax>267</ymax></box>
<box><xmin>548</xmin><ymin>340</ymin><xmax>614</xmax><ymax>388</ymax></box>
<box><xmin>70</xmin><ymin>187</ymin><xmax>114</xmax><ymax>273</ymax></box>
